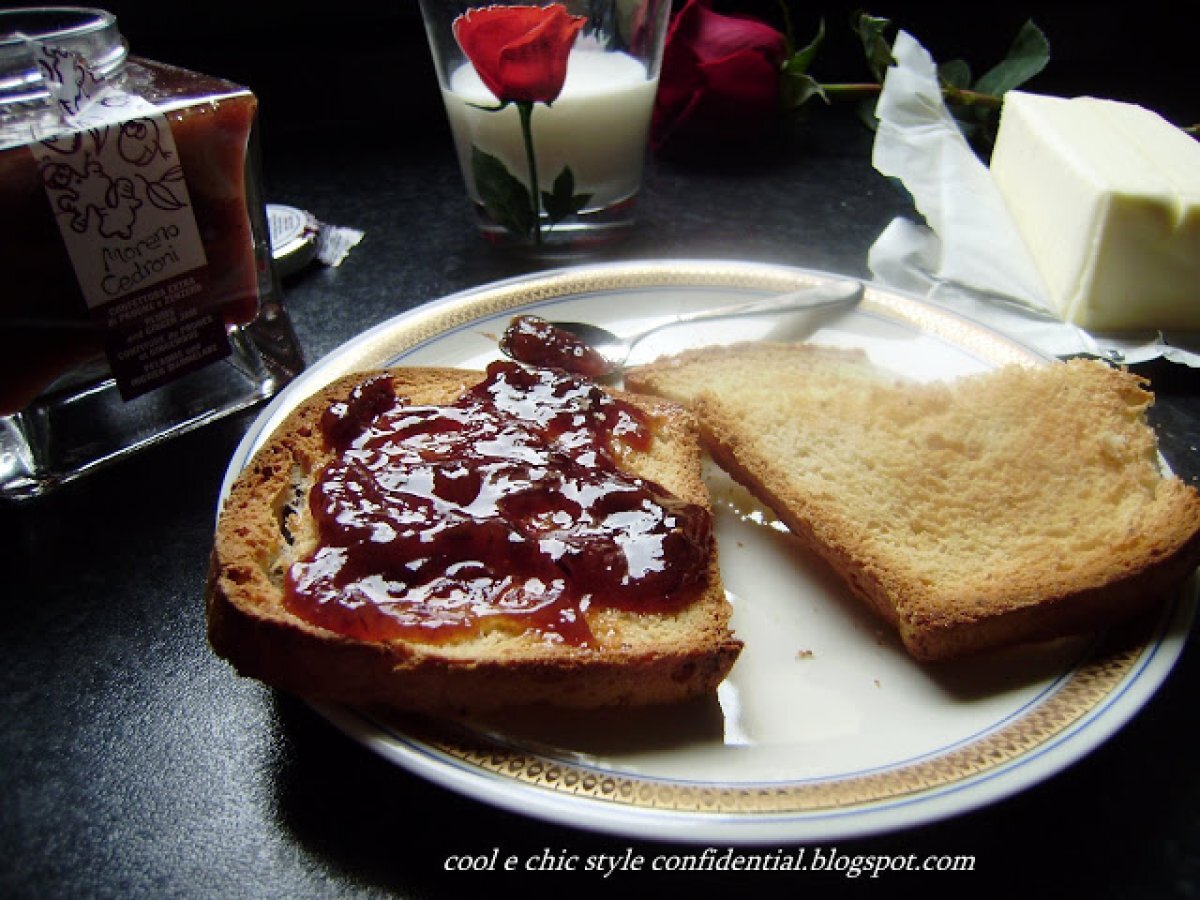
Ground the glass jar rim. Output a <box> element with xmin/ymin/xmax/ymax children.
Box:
<box><xmin>1</xmin><ymin>7</ymin><xmax>127</xmax><ymax>82</ymax></box>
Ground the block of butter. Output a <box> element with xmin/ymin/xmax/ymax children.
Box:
<box><xmin>991</xmin><ymin>90</ymin><xmax>1200</xmax><ymax>332</ymax></box>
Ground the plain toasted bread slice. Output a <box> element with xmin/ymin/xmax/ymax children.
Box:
<box><xmin>207</xmin><ymin>366</ymin><xmax>741</xmax><ymax>713</ymax></box>
<box><xmin>626</xmin><ymin>343</ymin><xmax>1200</xmax><ymax>661</ymax></box>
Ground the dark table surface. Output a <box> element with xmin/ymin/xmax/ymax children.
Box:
<box><xmin>5</xmin><ymin>100</ymin><xmax>1200</xmax><ymax>899</ymax></box>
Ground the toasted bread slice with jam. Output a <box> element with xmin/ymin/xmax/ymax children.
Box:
<box><xmin>207</xmin><ymin>364</ymin><xmax>741</xmax><ymax>712</ymax></box>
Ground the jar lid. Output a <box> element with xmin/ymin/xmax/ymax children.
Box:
<box><xmin>268</xmin><ymin>204</ymin><xmax>320</xmax><ymax>278</ymax></box>
<box><xmin>1</xmin><ymin>7</ymin><xmax>128</xmax><ymax>104</ymax></box>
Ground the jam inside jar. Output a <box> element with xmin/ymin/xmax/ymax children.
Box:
<box><xmin>285</xmin><ymin>362</ymin><xmax>713</xmax><ymax>647</ymax></box>
<box><xmin>0</xmin><ymin>8</ymin><xmax>303</xmax><ymax>500</ymax></box>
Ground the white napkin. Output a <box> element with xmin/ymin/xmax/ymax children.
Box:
<box><xmin>866</xmin><ymin>31</ymin><xmax>1200</xmax><ymax>366</ymax></box>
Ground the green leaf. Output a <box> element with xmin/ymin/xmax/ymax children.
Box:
<box><xmin>938</xmin><ymin>59</ymin><xmax>972</xmax><ymax>91</ymax></box>
<box><xmin>472</xmin><ymin>145</ymin><xmax>534</xmax><ymax>239</ymax></box>
<box><xmin>540</xmin><ymin>166</ymin><xmax>591</xmax><ymax>224</ymax></box>
<box><xmin>853</xmin><ymin>11</ymin><xmax>895</xmax><ymax>82</ymax></box>
<box><xmin>779</xmin><ymin>17</ymin><xmax>831</xmax><ymax>114</ymax></box>
<box><xmin>781</xmin><ymin>71</ymin><xmax>828</xmax><ymax>110</ymax></box>
<box><xmin>949</xmin><ymin>112</ymin><xmax>983</xmax><ymax>143</ymax></box>
<box><xmin>973</xmin><ymin>20</ymin><xmax>1050</xmax><ymax>97</ymax></box>
<box><xmin>782</xmin><ymin>18</ymin><xmax>825</xmax><ymax>76</ymax></box>
<box><xmin>776</xmin><ymin>0</ymin><xmax>797</xmax><ymax>55</ymax></box>
<box><xmin>855</xmin><ymin>97</ymin><xmax>880</xmax><ymax>132</ymax></box>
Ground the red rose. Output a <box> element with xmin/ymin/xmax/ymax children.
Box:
<box><xmin>651</xmin><ymin>0</ymin><xmax>788</xmax><ymax>156</ymax></box>
<box><xmin>453</xmin><ymin>3</ymin><xmax>587</xmax><ymax>105</ymax></box>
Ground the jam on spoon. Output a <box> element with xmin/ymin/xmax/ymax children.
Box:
<box><xmin>499</xmin><ymin>314</ymin><xmax>611</xmax><ymax>379</ymax></box>
<box><xmin>498</xmin><ymin>280</ymin><xmax>865</xmax><ymax>379</ymax></box>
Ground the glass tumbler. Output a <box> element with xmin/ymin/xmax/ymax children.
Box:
<box><xmin>418</xmin><ymin>0</ymin><xmax>672</xmax><ymax>254</ymax></box>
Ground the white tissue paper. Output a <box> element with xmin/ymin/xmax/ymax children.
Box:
<box><xmin>866</xmin><ymin>31</ymin><xmax>1200</xmax><ymax>366</ymax></box>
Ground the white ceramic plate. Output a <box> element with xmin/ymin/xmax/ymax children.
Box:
<box><xmin>222</xmin><ymin>260</ymin><xmax>1196</xmax><ymax>844</ymax></box>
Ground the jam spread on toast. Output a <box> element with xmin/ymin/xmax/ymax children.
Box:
<box><xmin>284</xmin><ymin>362</ymin><xmax>711</xmax><ymax>646</ymax></box>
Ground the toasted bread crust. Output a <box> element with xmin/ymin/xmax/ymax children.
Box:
<box><xmin>207</xmin><ymin>367</ymin><xmax>740</xmax><ymax>712</ymax></box>
<box><xmin>627</xmin><ymin>344</ymin><xmax>1200</xmax><ymax>661</ymax></box>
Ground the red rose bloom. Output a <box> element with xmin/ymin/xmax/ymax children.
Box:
<box><xmin>651</xmin><ymin>0</ymin><xmax>787</xmax><ymax>156</ymax></box>
<box><xmin>453</xmin><ymin>3</ymin><xmax>587</xmax><ymax>104</ymax></box>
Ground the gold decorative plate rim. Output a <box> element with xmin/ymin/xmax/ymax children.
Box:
<box><xmin>362</xmin><ymin>611</ymin><xmax>1161</xmax><ymax>814</ymax></box>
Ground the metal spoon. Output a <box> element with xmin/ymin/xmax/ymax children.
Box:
<box><xmin>502</xmin><ymin>279</ymin><xmax>864</xmax><ymax>379</ymax></box>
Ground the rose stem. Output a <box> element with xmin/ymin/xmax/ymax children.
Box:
<box><xmin>818</xmin><ymin>82</ymin><xmax>1004</xmax><ymax>110</ymax></box>
<box><xmin>517</xmin><ymin>100</ymin><xmax>542</xmax><ymax>246</ymax></box>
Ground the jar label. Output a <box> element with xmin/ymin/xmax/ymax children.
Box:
<box><xmin>28</xmin><ymin>42</ymin><xmax>232</xmax><ymax>399</ymax></box>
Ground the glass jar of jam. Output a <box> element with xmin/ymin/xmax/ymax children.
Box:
<box><xmin>0</xmin><ymin>7</ymin><xmax>303</xmax><ymax>500</ymax></box>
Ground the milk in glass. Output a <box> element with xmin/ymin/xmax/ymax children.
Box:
<box><xmin>443</xmin><ymin>49</ymin><xmax>658</xmax><ymax>212</ymax></box>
